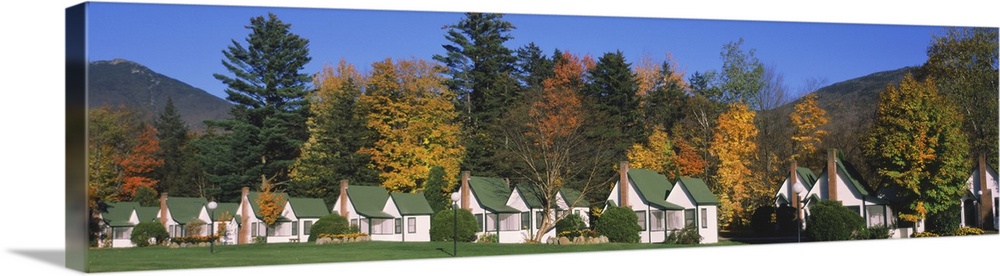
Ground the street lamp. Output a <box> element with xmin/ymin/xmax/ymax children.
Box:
<box><xmin>791</xmin><ymin>182</ymin><xmax>806</xmax><ymax>243</ymax></box>
<box><xmin>207</xmin><ymin>200</ymin><xmax>218</xmax><ymax>254</ymax></box>
<box><xmin>450</xmin><ymin>192</ymin><xmax>461</xmax><ymax>257</ymax></box>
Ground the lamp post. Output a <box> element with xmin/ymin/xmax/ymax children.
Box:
<box><xmin>978</xmin><ymin>190</ymin><xmax>984</xmax><ymax>229</ymax></box>
<box><xmin>791</xmin><ymin>182</ymin><xmax>805</xmax><ymax>243</ymax></box>
<box><xmin>450</xmin><ymin>193</ymin><xmax>461</xmax><ymax>257</ymax></box>
<box><xmin>207</xmin><ymin>201</ymin><xmax>217</xmax><ymax>254</ymax></box>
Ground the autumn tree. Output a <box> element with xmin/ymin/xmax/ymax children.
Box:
<box><xmin>289</xmin><ymin>60</ymin><xmax>378</xmax><ymax>203</ymax></box>
<box><xmin>789</xmin><ymin>93</ymin><xmax>829</xmax><ymax>167</ymax></box>
<box><xmin>861</xmin><ymin>74</ymin><xmax>969</xmax><ymax>232</ymax></box>
<box><xmin>434</xmin><ymin>12</ymin><xmax>520</xmax><ymax>176</ymax></box>
<box><xmin>88</xmin><ymin>106</ymin><xmax>143</xmax><ymax>204</ymax></box>
<box><xmin>256</xmin><ymin>174</ymin><xmax>287</xmax><ymax>231</ymax></box>
<box><xmin>637</xmin><ymin>53</ymin><xmax>688</xmax><ymax>132</ymax></box>
<box><xmin>500</xmin><ymin>51</ymin><xmax>615</xmax><ymax>242</ymax></box>
<box><xmin>117</xmin><ymin>124</ymin><xmax>164</xmax><ymax>201</ymax></box>
<box><xmin>710</xmin><ymin>102</ymin><xmax>761</xmax><ymax>230</ymax></box>
<box><xmin>202</xmin><ymin>13</ymin><xmax>312</xmax><ymax>201</ymax></box>
<box><xmin>922</xmin><ymin>27</ymin><xmax>998</xmax><ymax>167</ymax></box>
<box><xmin>671</xmin><ymin>136</ymin><xmax>707</xmax><ymax>178</ymax></box>
<box><xmin>359</xmin><ymin>58</ymin><xmax>465</xmax><ymax>192</ymax></box>
<box><xmin>627</xmin><ymin>126</ymin><xmax>675</xmax><ymax>178</ymax></box>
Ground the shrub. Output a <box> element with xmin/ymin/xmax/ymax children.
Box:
<box><xmin>185</xmin><ymin>219</ymin><xmax>206</xmax><ymax>236</ymax></box>
<box><xmin>664</xmin><ymin>227</ymin><xmax>702</xmax><ymax>244</ymax></box>
<box><xmin>558</xmin><ymin>229</ymin><xmax>598</xmax><ymax>239</ymax></box>
<box><xmin>429</xmin><ymin>208</ymin><xmax>478</xmax><ymax>242</ymax></box>
<box><xmin>254</xmin><ymin>236</ymin><xmax>267</xmax><ymax>244</ymax></box>
<box><xmin>555</xmin><ymin>213</ymin><xmax>587</xmax><ymax>234</ymax></box>
<box><xmin>131</xmin><ymin>221</ymin><xmax>169</xmax><ymax>247</ymax></box>
<box><xmin>170</xmin><ymin>236</ymin><xmax>217</xmax><ymax>244</ymax></box>
<box><xmin>308</xmin><ymin>214</ymin><xmax>351</xmax><ymax>242</ymax></box>
<box><xmin>805</xmin><ymin>200</ymin><xmax>865</xmax><ymax>241</ymax></box>
<box><xmin>856</xmin><ymin>224</ymin><xmax>894</xmax><ymax>240</ymax></box>
<box><xmin>775</xmin><ymin>205</ymin><xmax>799</xmax><ymax>235</ymax></box>
<box><xmin>954</xmin><ymin>227</ymin><xmax>984</xmax><ymax>236</ymax></box>
<box><xmin>594</xmin><ymin>206</ymin><xmax>641</xmax><ymax>243</ymax></box>
<box><xmin>912</xmin><ymin>231</ymin><xmax>939</xmax><ymax>238</ymax></box>
<box><xmin>750</xmin><ymin>206</ymin><xmax>776</xmax><ymax>236</ymax></box>
<box><xmin>477</xmin><ymin>233</ymin><xmax>499</xmax><ymax>243</ymax></box>
<box><xmin>925</xmin><ymin>205</ymin><xmax>960</xmax><ymax>235</ymax></box>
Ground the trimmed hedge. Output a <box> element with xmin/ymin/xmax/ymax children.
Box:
<box><xmin>131</xmin><ymin>221</ymin><xmax>169</xmax><ymax>247</ymax></box>
<box><xmin>429</xmin><ymin>208</ymin><xmax>479</xmax><ymax>242</ymax></box>
<box><xmin>308</xmin><ymin>213</ymin><xmax>351</xmax><ymax>242</ymax></box>
<box><xmin>806</xmin><ymin>200</ymin><xmax>864</xmax><ymax>241</ymax></box>
<box><xmin>594</xmin><ymin>206</ymin><xmax>641</xmax><ymax>243</ymax></box>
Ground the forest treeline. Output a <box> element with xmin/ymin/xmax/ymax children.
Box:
<box><xmin>88</xmin><ymin>13</ymin><xmax>998</xmax><ymax>233</ymax></box>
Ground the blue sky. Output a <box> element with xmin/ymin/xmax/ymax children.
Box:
<box><xmin>86</xmin><ymin>2</ymin><xmax>951</xmax><ymax>102</ymax></box>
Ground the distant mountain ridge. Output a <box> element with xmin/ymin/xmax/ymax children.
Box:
<box><xmin>88</xmin><ymin>59</ymin><xmax>233</xmax><ymax>131</ymax></box>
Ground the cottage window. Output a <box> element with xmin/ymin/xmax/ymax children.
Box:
<box><xmin>700</xmin><ymin>208</ymin><xmax>708</xmax><ymax>229</ymax></box>
<box><xmin>350</xmin><ymin>219</ymin><xmax>358</xmax><ymax>228</ymax></box>
<box><xmin>475</xmin><ymin>214</ymin><xmax>484</xmax><ymax>232</ymax></box>
<box><xmin>666</xmin><ymin>210</ymin><xmax>684</xmax><ymax>230</ymax></box>
<box><xmin>371</xmin><ymin>218</ymin><xmax>393</xmax><ymax>234</ymax></box>
<box><xmin>395</xmin><ymin>218</ymin><xmax>403</xmax><ymax>234</ymax></box>
<box><xmin>650</xmin><ymin>210</ymin><xmax>664</xmax><ymax>231</ymax></box>
<box><xmin>291</xmin><ymin>221</ymin><xmax>299</xmax><ymax>236</ymax></box>
<box><xmin>113</xmin><ymin>227</ymin><xmax>131</xmax><ymax>239</ymax></box>
<box><xmin>251</xmin><ymin>222</ymin><xmax>258</xmax><ymax>237</ymax></box>
<box><xmin>866</xmin><ymin>205</ymin><xmax>886</xmax><ymax>226</ymax></box>
<box><xmin>846</xmin><ymin>205</ymin><xmax>861</xmax><ymax>216</ymax></box>
<box><xmin>500</xmin><ymin>213</ymin><xmax>519</xmax><ymax>231</ymax></box>
<box><xmin>635</xmin><ymin>211</ymin><xmax>646</xmax><ymax>231</ymax></box>
<box><xmin>304</xmin><ymin>221</ymin><xmax>313</xmax><ymax>235</ymax></box>
<box><xmin>486</xmin><ymin>213</ymin><xmax>499</xmax><ymax>231</ymax></box>
<box><xmin>521</xmin><ymin>212</ymin><xmax>530</xmax><ymax>230</ymax></box>
<box><xmin>684</xmin><ymin>209</ymin><xmax>696</xmax><ymax>228</ymax></box>
<box><xmin>408</xmin><ymin>217</ymin><xmax>416</xmax><ymax>233</ymax></box>
<box><xmin>535</xmin><ymin>211</ymin><xmax>543</xmax><ymax>229</ymax></box>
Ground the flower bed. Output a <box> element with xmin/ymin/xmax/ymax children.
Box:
<box><xmin>315</xmin><ymin>232</ymin><xmax>370</xmax><ymax>244</ymax></box>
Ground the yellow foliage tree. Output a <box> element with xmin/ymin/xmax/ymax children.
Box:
<box><xmin>359</xmin><ymin>58</ymin><xmax>465</xmax><ymax>192</ymax></box>
<box><xmin>710</xmin><ymin>102</ymin><xmax>760</xmax><ymax>230</ymax></box>
<box><xmin>256</xmin><ymin>174</ymin><xmax>287</xmax><ymax>228</ymax></box>
<box><xmin>626</xmin><ymin>126</ymin><xmax>675</xmax><ymax>177</ymax></box>
<box><xmin>789</xmin><ymin>93</ymin><xmax>829</xmax><ymax>163</ymax></box>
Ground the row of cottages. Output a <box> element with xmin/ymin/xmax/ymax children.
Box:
<box><xmin>331</xmin><ymin>180</ymin><xmax>435</xmax><ymax>242</ymax></box>
<box><xmin>450</xmin><ymin>171</ymin><xmax>592</xmax><ymax>243</ymax></box>
<box><xmin>773</xmin><ymin>149</ymin><xmax>895</xmax><ymax>232</ymax></box>
<box><xmin>960</xmin><ymin>154</ymin><xmax>998</xmax><ymax>230</ymax></box>
<box><xmin>606</xmin><ymin>162</ymin><xmax>720</xmax><ymax>244</ymax></box>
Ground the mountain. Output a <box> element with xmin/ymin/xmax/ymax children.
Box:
<box><xmin>88</xmin><ymin>59</ymin><xmax>233</xmax><ymax>131</ymax></box>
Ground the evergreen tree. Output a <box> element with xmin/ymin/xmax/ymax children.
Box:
<box><xmin>153</xmin><ymin>97</ymin><xmax>200</xmax><ymax>197</ymax></box>
<box><xmin>423</xmin><ymin>166</ymin><xmax>450</xmax><ymax>214</ymax></box>
<box><xmin>514</xmin><ymin>42</ymin><xmax>555</xmax><ymax>90</ymax></box>
<box><xmin>433</xmin><ymin>12</ymin><xmax>519</xmax><ymax>176</ymax></box>
<box><xmin>202</xmin><ymin>13</ymin><xmax>312</xmax><ymax>201</ymax></box>
<box><xmin>582</xmin><ymin>50</ymin><xmax>645</xmax><ymax>160</ymax></box>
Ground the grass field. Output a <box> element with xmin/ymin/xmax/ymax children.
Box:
<box><xmin>86</xmin><ymin>240</ymin><xmax>745</xmax><ymax>272</ymax></box>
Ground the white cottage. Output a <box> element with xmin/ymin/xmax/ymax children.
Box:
<box><xmin>157</xmin><ymin>193</ymin><xmax>213</xmax><ymax>238</ymax></box>
<box><xmin>235</xmin><ymin>187</ymin><xmax>299</xmax><ymax>244</ymax></box>
<box><xmin>331</xmin><ymin>180</ymin><xmax>434</xmax><ymax>242</ymax></box>
<box><xmin>960</xmin><ymin>154</ymin><xmax>998</xmax><ymax>230</ymax></box>
<box><xmin>804</xmin><ymin>149</ymin><xmax>893</xmax><ymax>229</ymax></box>
<box><xmin>452</xmin><ymin>171</ymin><xmax>526</xmax><ymax>243</ymax></box>
<box><xmin>606</xmin><ymin>162</ymin><xmax>688</xmax><ymax>243</ymax></box>
<box><xmin>665</xmin><ymin>177</ymin><xmax>720</xmax><ymax>243</ymax></box>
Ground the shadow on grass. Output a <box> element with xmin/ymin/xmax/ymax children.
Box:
<box><xmin>435</xmin><ymin>247</ymin><xmax>455</xmax><ymax>257</ymax></box>
<box><xmin>9</xmin><ymin>249</ymin><xmax>64</xmax><ymax>268</ymax></box>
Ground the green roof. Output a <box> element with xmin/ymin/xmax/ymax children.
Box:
<box><xmin>103</xmin><ymin>202</ymin><xmax>138</xmax><ymax>227</ymax></box>
<box><xmin>467</xmin><ymin>176</ymin><xmax>521</xmax><ymax>213</ymax></box>
<box><xmin>390</xmin><ymin>192</ymin><xmax>434</xmax><ymax>216</ymax></box>
<box><xmin>559</xmin><ymin>188</ymin><xmax>590</xmax><ymax>208</ymax></box>
<box><xmin>676</xmin><ymin>177</ymin><xmax>719</xmax><ymax>205</ymax></box>
<box><xmin>135</xmin><ymin>206</ymin><xmax>160</xmax><ymax>223</ymax></box>
<box><xmin>514</xmin><ymin>184</ymin><xmax>546</xmax><ymax>209</ymax></box>
<box><xmin>212</xmin><ymin>203</ymin><xmax>240</xmax><ymax>222</ymax></box>
<box><xmin>165</xmin><ymin>197</ymin><xmax>208</xmax><ymax>224</ymax></box>
<box><xmin>288</xmin><ymin>197</ymin><xmax>330</xmax><ymax>218</ymax></box>
<box><xmin>627</xmin><ymin>169</ymin><xmax>684</xmax><ymax>210</ymax></box>
<box><xmin>821</xmin><ymin>153</ymin><xmax>889</xmax><ymax>204</ymax></box>
<box><xmin>346</xmin><ymin>186</ymin><xmax>394</xmax><ymax>219</ymax></box>
<box><xmin>796</xmin><ymin>167</ymin><xmax>818</xmax><ymax>191</ymax></box>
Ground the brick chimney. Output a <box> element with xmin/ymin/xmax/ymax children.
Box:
<box><xmin>827</xmin><ymin>149</ymin><xmax>838</xmax><ymax>202</ymax></box>
<box><xmin>159</xmin><ymin>192</ymin><xmax>169</xmax><ymax>229</ymax></box>
<box><xmin>461</xmin><ymin>171</ymin><xmax>471</xmax><ymax>210</ymax></box>
<box><xmin>979</xmin><ymin>154</ymin><xmax>993</xmax><ymax>228</ymax></box>
<box><xmin>620</xmin><ymin>161</ymin><xmax>630</xmax><ymax>207</ymax></box>
<box><xmin>340</xmin><ymin>179</ymin><xmax>349</xmax><ymax>217</ymax></box>
<box><xmin>239</xmin><ymin>187</ymin><xmax>249</xmax><ymax>244</ymax></box>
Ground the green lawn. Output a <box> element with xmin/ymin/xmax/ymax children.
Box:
<box><xmin>86</xmin><ymin>240</ymin><xmax>745</xmax><ymax>272</ymax></box>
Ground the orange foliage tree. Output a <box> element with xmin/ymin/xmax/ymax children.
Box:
<box><xmin>117</xmin><ymin>124</ymin><xmax>164</xmax><ymax>201</ymax></box>
<box><xmin>256</xmin><ymin>174</ymin><xmax>287</xmax><ymax>228</ymax></box>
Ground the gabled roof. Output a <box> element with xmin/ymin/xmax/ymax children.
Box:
<box><xmin>513</xmin><ymin>184</ymin><xmax>546</xmax><ymax>209</ymax></box>
<box><xmin>212</xmin><ymin>203</ymin><xmax>240</xmax><ymax>222</ymax></box>
<box><xmin>345</xmin><ymin>186</ymin><xmax>394</xmax><ymax>219</ymax></box>
<box><xmin>626</xmin><ymin>168</ymin><xmax>684</xmax><ymax>210</ymax></box>
<box><xmin>246</xmin><ymin>191</ymin><xmax>290</xmax><ymax>219</ymax></box>
<box><xmin>135</xmin><ymin>206</ymin><xmax>160</xmax><ymax>223</ymax></box>
<box><xmin>969</xmin><ymin>161</ymin><xmax>999</xmax><ymax>192</ymax></box>
<box><xmin>165</xmin><ymin>197</ymin><xmax>208</xmax><ymax>224</ymax></box>
<box><xmin>288</xmin><ymin>197</ymin><xmax>329</xmax><ymax>218</ymax></box>
<box><xmin>103</xmin><ymin>202</ymin><xmax>138</xmax><ymax>227</ymax></box>
<box><xmin>816</xmin><ymin>153</ymin><xmax>889</xmax><ymax>204</ymax></box>
<box><xmin>795</xmin><ymin>167</ymin><xmax>818</xmax><ymax>191</ymax></box>
<box><xmin>467</xmin><ymin>176</ymin><xmax>521</xmax><ymax>213</ymax></box>
<box><xmin>676</xmin><ymin>177</ymin><xmax>719</xmax><ymax>205</ymax></box>
<box><xmin>559</xmin><ymin>188</ymin><xmax>590</xmax><ymax>208</ymax></box>
<box><xmin>390</xmin><ymin>192</ymin><xmax>434</xmax><ymax>216</ymax></box>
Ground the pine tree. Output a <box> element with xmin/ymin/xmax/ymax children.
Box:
<box><xmin>582</xmin><ymin>51</ymin><xmax>645</xmax><ymax>161</ymax></box>
<box><xmin>202</xmin><ymin>13</ymin><xmax>312</xmax><ymax>201</ymax></box>
<box><xmin>153</xmin><ymin>97</ymin><xmax>200</xmax><ymax>197</ymax></box>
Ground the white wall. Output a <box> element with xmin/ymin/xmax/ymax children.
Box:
<box><xmin>607</xmin><ymin>179</ymin><xmax>657</xmax><ymax>243</ymax></box>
